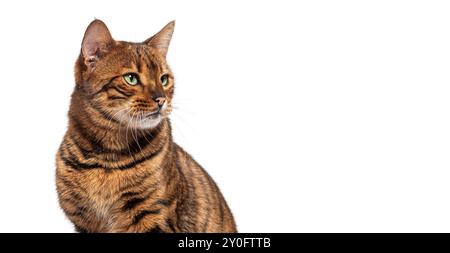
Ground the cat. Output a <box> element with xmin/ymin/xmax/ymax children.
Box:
<box><xmin>55</xmin><ymin>19</ymin><xmax>237</xmax><ymax>233</ymax></box>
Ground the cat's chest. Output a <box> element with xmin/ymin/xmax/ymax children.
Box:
<box><xmin>78</xmin><ymin>170</ymin><xmax>126</xmax><ymax>231</ymax></box>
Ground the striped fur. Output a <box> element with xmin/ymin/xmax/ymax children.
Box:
<box><xmin>55</xmin><ymin>20</ymin><xmax>237</xmax><ymax>233</ymax></box>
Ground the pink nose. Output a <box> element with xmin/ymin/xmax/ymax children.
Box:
<box><xmin>154</xmin><ymin>97</ymin><xmax>166</xmax><ymax>106</ymax></box>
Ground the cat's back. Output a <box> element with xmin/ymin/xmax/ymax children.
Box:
<box><xmin>172</xmin><ymin>143</ymin><xmax>237</xmax><ymax>232</ymax></box>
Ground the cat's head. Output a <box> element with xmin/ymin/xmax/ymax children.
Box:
<box><xmin>74</xmin><ymin>19</ymin><xmax>175</xmax><ymax>129</ymax></box>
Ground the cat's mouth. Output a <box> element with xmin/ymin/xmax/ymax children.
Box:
<box><xmin>145</xmin><ymin>111</ymin><xmax>161</xmax><ymax>119</ymax></box>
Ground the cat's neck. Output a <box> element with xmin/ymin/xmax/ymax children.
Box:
<box><xmin>68</xmin><ymin>91</ymin><xmax>171</xmax><ymax>153</ymax></box>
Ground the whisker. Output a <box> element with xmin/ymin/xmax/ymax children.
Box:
<box><xmin>171</xmin><ymin>104</ymin><xmax>197</xmax><ymax>117</ymax></box>
<box><xmin>125</xmin><ymin>108</ymin><xmax>135</xmax><ymax>161</ymax></box>
<box><xmin>171</xmin><ymin>109</ymin><xmax>196</xmax><ymax>134</ymax></box>
<box><xmin>130</xmin><ymin>111</ymin><xmax>143</xmax><ymax>153</ymax></box>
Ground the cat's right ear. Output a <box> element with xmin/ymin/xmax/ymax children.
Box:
<box><xmin>81</xmin><ymin>19</ymin><xmax>115</xmax><ymax>67</ymax></box>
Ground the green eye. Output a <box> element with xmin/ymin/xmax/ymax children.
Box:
<box><xmin>123</xmin><ymin>74</ymin><xmax>139</xmax><ymax>85</ymax></box>
<box><xmin>161</xmin><ymin>75</ymin><xmax>169</xmax><ymax>86</ymax></box>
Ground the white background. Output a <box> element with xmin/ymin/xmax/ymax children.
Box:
<box><xmin>0</xmin><ymin>0</ymin><xmax>449</xmax><ymax>232</ymax></box>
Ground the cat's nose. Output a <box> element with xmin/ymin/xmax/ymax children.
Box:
<box><xmin>153</xmin><ymin>96</ymin><xmax>166</xmax><ymax>107</ymax></box>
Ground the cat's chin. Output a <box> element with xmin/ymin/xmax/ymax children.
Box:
<box><xmin>114</xmin><ymin>110</ymin><xmax>164</xmax><ymax>129</ymax></box>
<box><xmin>134</xmin><ymin>116</ymin><xmax>163</xmax><ymax>129</ymax></box>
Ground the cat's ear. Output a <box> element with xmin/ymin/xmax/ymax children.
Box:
<box><xmin>144</xmin><ymin>20</ymin><xmax>175</xmax><ymax>57</ymax></box>
<box><xmin>81</xmin><ymin>19</ymin><xmax>115</xmax><ymax>66</ymax></box>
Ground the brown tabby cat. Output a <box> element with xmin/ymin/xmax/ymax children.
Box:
<box><xmin>55</xmin><ymin>19</ymin><xmax>237</xmax><ymax>233</ymax></box>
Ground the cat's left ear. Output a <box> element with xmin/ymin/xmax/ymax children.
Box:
<box><xmin>144</xmin><ymin>20</ymin><xmax>175</xmax><ymax>57</ymax></box>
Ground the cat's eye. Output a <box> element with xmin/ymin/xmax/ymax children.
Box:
<box><xmin>161</xmin><ymin>74</ymin><xmax>169</xmax><ymax>86</ymax></box>
<box><xmin>123</xmin><ymin>74</ymin><xmax>139</xmax><ymax>86</ymax></box>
